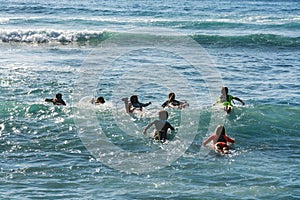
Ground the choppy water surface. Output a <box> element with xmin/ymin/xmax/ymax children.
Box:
<box><xmin>0</xmin><ymin>0</ymin><xmax>299</xmax><ymax>199</ymax></box>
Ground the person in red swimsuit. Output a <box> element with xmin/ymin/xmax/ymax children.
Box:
<box><xmin>202</xmin><ymin>125</ymin><xmax>235</xmax><ymax>154</ymax></box>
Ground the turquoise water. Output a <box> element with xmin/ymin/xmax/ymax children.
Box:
<box><xmin>1</xmin><ymin>0</ymin><xmax>299</xmax><ymax>199</ymax></box>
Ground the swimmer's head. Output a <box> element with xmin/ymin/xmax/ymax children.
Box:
<box><xmin>168</xmin><ymin>92</ymin><xmax>175</xmax><ymax>101</ymax></box>
<box><xmin>56</xmin><ymin>93</ymin><xmax>62</xmax><ymax>99</ymax></box>
<box><xmin>130</xmin><ymin>95</ymin><xmax>138</xmax><ymax>103</ymax></box>
<box><xmin>215</xmin><ymin>125</ymin><xmax>226</xmax><ymax>136</ymax></box>
<box><xmin>158</xmin><ymin>110</ymin><xmax>169</xmax><ymax>120</ymax></box>
<box><xmin>221</xmin><ymin>87</ymin><xmax>228</xmax><ymax>95</ymax></box>
<box><xmin>96</xmin><ymin>96</ymin><xmax>105</xmax><ymax>104</ymax></box>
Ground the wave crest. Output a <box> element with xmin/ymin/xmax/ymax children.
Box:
<box><xmin>0</xmin><ymin>30</ymin><xmax>110</xmax><ymax>44</ymax></box>
<box><xmin>1</xmin><ymin>30</ymin><xmax>299</xmax><ymax>47</ymax></box>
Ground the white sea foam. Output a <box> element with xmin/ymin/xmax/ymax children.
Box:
<box><xmin>0</xmin><ymin>29</ymin><xmax>106</xmax><ymax>43</ymax></box>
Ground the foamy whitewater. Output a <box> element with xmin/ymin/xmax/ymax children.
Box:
<box><xmin>0</xmin><ymin>0</ymin><xmax>299</xmax><ymax>199</ymax></box>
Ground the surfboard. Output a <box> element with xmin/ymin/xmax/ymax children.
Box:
<box><xmin>209</xmin><ymin>144</ymin><xmax>234</xmax><ymax>156</ymax></box>
<box><xmin>167</xmin><ymin>102</ymin><xmax>189</xmax><ymax>110</ymax></box>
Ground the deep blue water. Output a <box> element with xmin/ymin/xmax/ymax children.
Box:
<box><xmin>0</xmin><ymin>0</ymin><xmax>299</xmax><ymax>199</ymax></box>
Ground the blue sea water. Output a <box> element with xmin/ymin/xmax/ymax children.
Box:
<box><xmin>0</xmin><ymin>0</ymin><xmax>299</xmax><ymax>199</ymax></box>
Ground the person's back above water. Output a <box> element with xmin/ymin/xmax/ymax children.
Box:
<box><xmin>202</xmin><ymin>125</ymin><xmax>235</xmax><ymax>154</ymax></box>
<box><xmin>91</xmin><ymin>96</ymin><xmax>106</xmax><ymax>105</ymax></box>
<box><xmin>161</xmin><ymin>92</ymin><xmax>189</xmax><ymax>109</ymax></box>
<box><xmin>143</xmin><ymin>110</ymin><xmax>175</xmax><ymax>143</ymax></box>
<box><xmin>45</xmin><ymin>93</ymin><xmax>66</xmax><ymax>106</ymax></box>
<box><xmin>122</xmin><ymin>95</ymin><xmax>151</xmax><ymax>113</ymax></box>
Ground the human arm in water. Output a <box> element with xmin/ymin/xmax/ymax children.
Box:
<box><xmin>122</xmin><ymin>98</ymin><xmax>151</xmax><ymax>113</ymax></box>
<box><xmin>202</xmin><ymin>134</ymin><xmax>216</xmax><ymax>146</ymax></box>
<box><xmin>143</xmin><ymin>120</ymin><xmax>174</xmax><ymax>135</ymax></box>
<box><xmin>162</xmin><ymin>100</ymin><xmax>188</xmax><ymax>109</ymax></box>
<box><xmin>161</xmin><ymin>100</ymin><xmax>168</xmax><ymax>108</ymax></box>
<box><xmin>45</xmin><ymin>98</ymin><xmax>54</xmax><ymax>103</ymax></box>
<box><xmin>122</xmin><ymin>98</ymin><xmax>131</xmax><ymax>113</ymax></box>
<box><xmin>45</xmin><ymin>98</ymin><xmax>66</xmax><ymax>106</ymax></box>
<box><xmin>232</xmin><ymin>96</ymin><xmax>245</xmax><ymax>105</ymax></box>
<box><xmin>224</xmin><ymin>135</ymin><xmax>235</xmax><ymax>144</ymax></box>
<box><xmin>138</xmin><ymin>102</ymin><xmax>151</xmax><ymax>108</ymax></box>
<box><xmin>165</xmin><ymin>121</ymin><xmax>175</xmax><ymax>131</ymax></box>
<box><xmin>202</xmin><ymin>131</ymin><xmax>234</xmax><ymax>146</ymax></box>
<box><xmin>143</xmin><ymin>120</ymin><xmax>156</xmax><ymax>135</ymax></box>
<box><xmin>45</xmin><ymin>93</ymin><xmax>66</xmax><ymax>106</ymax></box>
<box><xmin>131</xmin><ymin>102</ymin><xmax>151</xmax><ymax>112</ymax></box>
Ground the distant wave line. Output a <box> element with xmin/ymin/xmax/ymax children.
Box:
<box><xmin>1</xmin><ymin>15</ymin><xmax>300</xmax><ymax>26</ymax></box>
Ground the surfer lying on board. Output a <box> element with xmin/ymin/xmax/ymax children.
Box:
<box><xmin>45</xmin><ymin>93</ymin><xmax>66</xmax><ymax>106</ymax></box>
<box><xmin>143</xmin><ymin>110</ymin><xmax>175</xmax><ymax>143</ymax></box>
<box><xmin>161</xmin><ymin>92</ymin><xmax>189</xmax><ymax>109</ymax></box>
<box><xmin>202</xmin><ymin>125</ymin><xmax>235</xmax><ymax>154</ymax></box>
<box><xmin>214</xmin><ymin>86</ymin><xmax>244</xmax><ymax>114</ymax></box>
<box><xmin>91</xmin><ymin>96</ymin><xmax>106</xmax><ymax>105</ymax></box>
<box><xmin>122</xmin><ymin>95</ymin><xmax>151</xmax><ymax>113</ymax></box>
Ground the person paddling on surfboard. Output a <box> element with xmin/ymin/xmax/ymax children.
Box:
<box><xmin>143</xmin><ymin>110</ymin><xmax>175</xmax><ymax>143</ymax></box>
<box><xmin>161</xmin><ymin>92</ymin><xmax>189</xmax><ymax>109</ymax></box>
<box><xmin>91</xmin><ymin>96</ymin><xmax>106</xmax><ymax>105</ymax></box>
<box><xmin>214</xmin><ymin>86</ymin><xmax>245</xmax><ymax>114</ymax></box>
<box><xmin>202</xmin><ymin>125</ymin><xmax>235</xmax><ymax>154</ymax></box>
<box><xmin>45</xmin><ymin>93</ymin><xmax>66</xmax><ymax>106</ymax></box>
<box><xmin>122</xmin><ymin>95</ymin><xmax>151</xmax><ymax>113</ymax></box>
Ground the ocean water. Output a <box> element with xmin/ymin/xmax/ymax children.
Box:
<box><xmin>0</xmin><ymin>0</ymin><xmax>299</xmax><ymax>199</ymax></box>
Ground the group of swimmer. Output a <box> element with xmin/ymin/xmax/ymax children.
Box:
<box><xmin>120</xmin><ymin>92</ymin><xmax>189</xmax><ymax>114</ymax></box>
<box><xmin>45</xmin><ymin>86</ymin><xmax>245</xmax><ymax>154</ymax></box>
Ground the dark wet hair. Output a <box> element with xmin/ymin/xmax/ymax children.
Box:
<box><xmin>168</xmin><ymin>92</ymin><xmax>175</xmax><ymax>101</ymax></box>
<box><xmin>221</xmin><ymin>87</ymin><xmax>228</xmax><ymax>94</ymax></box>
<box><xmin>216</xmin><ymin>125</ymin><xmax>226</xmax><ymax>136</ymax></box>
<box><xmin>56</xmin><ymin>93</ymin><xmax>62</xmax><ymax>98</ymax></box>
<box><xmin>220</xmin><ymin>87</ymin><xmax>229</xmax><ymax>102</ymax></box>
<box><xmin>130</xmin><ymin>95</ymin><xmax>139</xmax><ymax>103</ymax></box>
<box><xmin>96</xmin><ymin>96</ymin><xmax>105</xmax><ymax>104</ymax></box>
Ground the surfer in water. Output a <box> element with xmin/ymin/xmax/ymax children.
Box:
<box><xmin>202</xmin><ymin>125</ymin><xmax>235</xmax><ymax>154</ymax></box>
<box><xmin>45</xmin><ymin>93</ymin><xmax>66</xmax><ymax>106</ymax></box>
<box><xmin>143</xmin><ymin>110</ymin><xmax>175</xmax><ymax>143</ymax></box>
<box><xmin>161</xmin><ymin>92</ymin><xmax>189</xmax><ymax>109</ymax></box>
<box><xmin>91</xmin><ymin>96</ymin><xmax>105</xmax><ymax>105</ymax></box>
<box><xmin>122</xmin><ymin>95</ymin><xmax>151</xmax><ymax>113</ymax></box>
<box><xmin>214</xmin><ymin>86</ymin><xmax>245</xmax><ymax>114</ymax></box>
